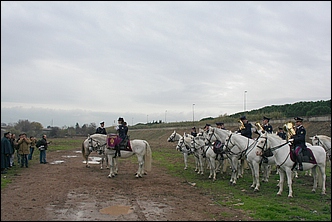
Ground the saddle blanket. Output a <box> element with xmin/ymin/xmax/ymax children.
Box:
<box><xmin>290</xmin><ymin>147</ymin><xmax>317</xmax><ymax>164</ymax></box>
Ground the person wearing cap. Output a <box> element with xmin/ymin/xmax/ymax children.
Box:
<box><xmin>216</xmin><ymin>122</ymin><xmax>226</xmax><ymax>130</ymax></box>
<box><xmin>96</xmin><ymin>121</ymin><xmax>107</xmax><ymax>135</ymax></box>
<box><xmin>277</xmin><ymin>127</ymin><xmax>286</xmax><ymax>140</ymax></box>
<box><xmin>262</xmin><ymin>116</ymin><xmax>273</xmax><ymax>133</ymax></box>
<box><xmin>238</xmin><ymin>116</ymin><xmax>252</xmax><ymax>139</ymax></box>
<box><xmin>191</xmin><ymin>127</ymin><xmax>197</xmax><ymax>137</ymax></box>
<box><xmin>203</xmin><ymin>123</ymin><xmax>211</xmax><ymax>132</ymax></box>
<box><xmin>290</xmin><ymin>117</ymin><xmax>306</xmax><ymax>171</ymax></box>
<box><xmin>114</xmin><ymin>117</ymin><xmax>128</xmax><ymax>158</ymax></box>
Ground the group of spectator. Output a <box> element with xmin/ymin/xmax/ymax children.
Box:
<box><xmin>1</xmin><ymin>132</ymin><xmax>50</xmax><ymax>174</ymax></box>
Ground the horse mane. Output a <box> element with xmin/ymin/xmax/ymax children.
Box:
<box><xmin>267</xmin><ymin>132</ymin><xmax>284</xmax><ymax>142</ymax></box>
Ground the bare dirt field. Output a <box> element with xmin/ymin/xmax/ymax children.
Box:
<box><xmin>1</xmin><ymin>121</ymin><xmax>330</xmax><ymax>221</ymax></box>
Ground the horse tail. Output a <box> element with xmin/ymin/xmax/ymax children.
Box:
<box><xmin>82</xmin><ymin>142</ymin><xmax>86</xmax><ymax>159</ymax></box>
<box><xmin>143</xmin><ymin>140</ymin><xmax>152</xmax><ymax>172</ymax></box>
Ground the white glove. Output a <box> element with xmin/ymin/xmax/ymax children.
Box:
<box><xmin>288</xmin><ymin>138</ymin><xmax>294</xmax><ymax>143</ymax></box>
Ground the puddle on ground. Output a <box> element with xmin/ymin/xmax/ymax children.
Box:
<box><xmin>50</xmin><ymin>160</ymin><xmax>65</xmax><ymax>164</ymax></box>
<box><xmin>62</xmin><ymin>155</ymin><xmax>78</xmax><ymax>158</ymax></box>
<box><xmin>74</xmin><ymin>150</ymin><xmax>82</xmax><ymax>153</ymax></box>
<box><xmin>100</xmin><ymin>205</ymin><xmax>133</xmax><ymax>216</ymax></box>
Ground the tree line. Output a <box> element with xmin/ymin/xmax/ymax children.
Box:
<box><xmin>1</xmin><ymin>99</ymin><xmax>330</xmax><ymax>137</ymax></box>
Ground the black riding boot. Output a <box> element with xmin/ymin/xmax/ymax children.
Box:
<box><xmin>114</xmin><ymin>145</ymin><xmax>119</xmax><ymax>158</ymax></box>
<box><xmin>297</xmin><ymin>155</ymin><xmax>303</xmax><ymax>171</ymax></box>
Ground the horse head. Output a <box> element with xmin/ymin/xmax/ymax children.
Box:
<box><xmin>167</xmin><ymin>130</ymin><xmax>178</xmax><ymax>142</ymax></box>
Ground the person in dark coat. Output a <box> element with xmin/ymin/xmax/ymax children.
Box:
<box><xmin>96</xmin><ymin>121</ymin><xmax>107</xmax><ymax>134</ymax></box>
<box><xmin>191</xmin><ymin>127</ymin><xmax>197</xmax><ymax>137</ymax></box>
<box><xmin>262</xmin><ymin>116</ymin><xmax>273</xmax><ymax>133</ymax></box>
<box><xmin>216</xmin><ymin>122</ymin><xmax>226</xmax><ymax>130</ymax></box>
<box><xmin>277</xmin><ymin>127</ymin><xmax>287</xmax><ymax>140</ymax></box>
<box><xmin>114</xmin><ymin>117</ymin><xmax>128</xmax><ymax>158</ymax></box>
<box><xmin>290</xmin><ymin>117</ymin><xmax>306</xmax><ymax>171</ymax></box>
<box><xmin>1</xmin><ymin>132</ymin><xmax>12</xmax><ymax>173</ymax></box>
<box><xmin>238</xmin><ymin>116</ymin><xmax>252</xmax><ymax>139</ymax></box>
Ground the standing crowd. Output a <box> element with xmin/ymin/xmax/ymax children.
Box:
<box><xmin>1</xmin><ymin>132</ymin><xmax>51</xmax><ymax>174</ymax></box>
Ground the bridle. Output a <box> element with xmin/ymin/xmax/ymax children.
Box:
<box><xmin>168</xmin><ymin>132</ymin><xmax>177</xmax><ymax>142</ymax></box>
<box><xmin>88</xmin><ymin>136</ymin><xmax>107</xmax><ymax>154</ymax></box>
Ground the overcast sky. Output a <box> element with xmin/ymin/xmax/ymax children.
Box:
<box><xmin>1</xmin><ymin>1</ymin><xmax>331</xmax><ymax>128</ymax></box>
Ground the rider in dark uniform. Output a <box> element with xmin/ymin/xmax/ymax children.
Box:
<box><xmin>114</xmin><ymin>117</ymin><xmax>128</xmax><ymax>158</ymax></box>
<box><xmin>191</xmin><ymin>127</ymin><xmax>197</xmax><ymax>137</ymax></box>
<box><xmin>238</xmin><ymin>116</ymin><xmax>252</xmax><ymax>139</ymax></box>
<box><xmin>96</xmin><ymin>121</ymin><xmax>107</xmax><ymax>135</ymax></box>
<box><xmin>290</xmin><ymin>117</ymin><xmax>307</xmax><ymax>171</ymax></box>
<box><xmin>277</xmin><ymin>127</ymin><xmax>287</xmax><ymax>140</ymax></box>
<box><xmin>262</xmin><ymin>116</ymin><xmax>273</xmax><ymax>133</ymax></box>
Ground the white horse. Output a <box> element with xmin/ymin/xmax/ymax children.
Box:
<box><xmin>167</xmin><ymin>130</ymin><xmax>193</xmax><ymax>170</ymax></box>
<box><xmin>190</xmin><ymin>134</ymin><xmax>225</xmax><ymax>181</ymax></box>
<box><xmin>255</xmin><ymin>132</ymin><xmax>326</xmax><ymax>197</ymax></box>
<box><xmin>310</xmin><ymin>135</ymin><xmax>331</xmax><ymax>161</ymax></box>
<box><xmin>83</xmin><ymin>134</ymin><xmax>152</xmax><ymax>178</ymax></box>
<box><xmin>82</xmin><ymin>134</ymin><xmax>109</xmax><ymax>169</ymax></box>
<box><xmin>176</xmin><ymin>133</ymin><xmax>205</xmax><ymax>174</ymax></box>
<box><xmin>205</xmin><ymin>127</ymin><xmax>273</xmax><ymax>191</ymax></box>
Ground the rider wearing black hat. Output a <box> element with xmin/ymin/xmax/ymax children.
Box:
<box><xmin>277</xmin><ymin>127</ymin><xmax>286</xmax><ymax>140</ymax></box>
<box><xmin>290</xmin><ymin>117</ymin><xmax>306</xmax><ymax>171</ymax></box>
<box><xmin>238</xmin><ymin>116</ymin><xmax>252</xmax><ymax>139</ymax></box>
<box><xmin>191</xmin><ymin>127</ymin><xmax>197</xmax><ymax>137</ymax></box>
<box><xmin>262</xmin><ymin>116</ymin><xmax>273</xmax><ymax>134</ymax></box>
<box><xmin>114</xmin><ymin>117</ymin><xmax>128</xmax><ymax>158</ymax></box>
<box><xmin>96</xmin><ymin>121</ymin><xmax>107</xmax><ymax>135</ymax></box>
<box><xmin>216</xmin><ymin>122</ymin><xmax>226</xmax><ymax>130</ymax></box>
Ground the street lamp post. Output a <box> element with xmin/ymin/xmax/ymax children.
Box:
<box><xmin>165</xmin><ymin>110</ymin><xmax>167</xmax><ymax>123</ymax></box>
<box><xmin>244</xmin><ymin>90</ymin><xmax>247</xmax><ymax>112</ymax></box>
<box><xmin>192</xmin><ymin>103</ymin><xmax>195</xmax><ymax>125</ymax></box>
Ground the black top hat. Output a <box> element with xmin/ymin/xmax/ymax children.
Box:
<box><xmin>204</xmin><ymin>123</ymin><xmax>211</xmax><ymax>128</ymax></box>
<box><xmin>294</xmin><ymin>117</ymin><xmax>303</xmax><ymax>122</ymax></box>
<box><xmin>263</xmin><ymin>116</ymin><xmax>270</xmax><ymax>121</ymax></box>
<box><xmin>216</xmin><ymin>122</ymin><xmax>224</xmax><ymax>126</ymax></box>
<box><xmin>240</xmin><ymin>116</ymin><xmax>247</xmax><ymax>120</ymax></box>
<box><xmin>118</xmin><ymin>117</ymin><xmax>124</xmax><ymax>122</ymax></box>
<box><xmin>192</xmin><ymin>127</ymin><xmax>196</xmax><ymax>130</ymax></box>
<box><xmin>278</xmin><ymin>127</ymin><xmax>283</xmax><ymax>130</ymax></box>
<box><xmin>100</xmin><ymin>121</ymin><xmax>104</xmax><ymax>125</ymax></box>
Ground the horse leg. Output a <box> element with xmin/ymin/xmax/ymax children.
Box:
<box><xmin>319</xmin><ymin>165</ymin><xmax>326</xmax><ymax>195</ymax></box>
<box><xmin>183</xmin><ymin>152</ymin><xmax>188</xmax><ymax>170</ymax></box>
<box><xmin>136</xmin><ymin>155</ymin><xmax>145</xmax><ymax>178</ymax></box>
<box><xmin>311</xmin><ymin>165</ymin><xmax>318</xmax><ymax>193</ymax></box>
<box><xmin>108</xmin><ymin>155</ymin><xmax>116</xmax><ymax>178</ymax></box>
<box><xmin>286</xmin><ymin>169</ymin><xmax>293</xmax><ymax>198</ymax></box>
<box><xmin>198</xmin><ymin>154</ymin><xmax>204</xmax><ymax>175</ymax></box>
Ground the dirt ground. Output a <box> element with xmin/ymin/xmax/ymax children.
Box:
<box><xmin>1</xmin><ymin>148</ymin><xmax>254</xmax><ymax>221</ymax></box>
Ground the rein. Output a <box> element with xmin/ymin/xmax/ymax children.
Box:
<box><xmin>256</xmin><ymin>136</ymin><xmax>290</xmax><ymax>167</ymax></box>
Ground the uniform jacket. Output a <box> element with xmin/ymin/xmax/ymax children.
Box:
<box><xmin>1</xmin><ymin>136</ymin><xmax>12</xmax><ymax>169</ymax></box>
<box><xmin>292</xmin><ymin>125</ymin><xmax>306</xmax><ymax>148</ymax></box>
<box><xmin>263</xmin><ymin>124</ymin><xmax>273</xmax><ymax>133</ymax></box>
<box><xmin>96</xmin><ymin>127</ymin><xmax>107</xmax><ymax>135</ymax></box>
<box><xmin>240</xmin><ymin>122</ymin><xmax>252</xmax><ymax>139</ymax></box>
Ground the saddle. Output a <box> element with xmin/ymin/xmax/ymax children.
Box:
<box><xmin>213</xmin><ymin>141</ymin><xmax>224</xmax><ymax>154</ymax></box>
<box><xmin>107</xmin><ymin>134</ymin><xmax>132</xmax><ymax>151</ymax></box>
<box><xmin>290</xmin><ymin>147</ymin><xmax>317</xmax><ymax>164</ymax></box>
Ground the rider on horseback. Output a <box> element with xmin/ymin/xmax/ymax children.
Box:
<box><xmin>114</xmin><ymin>117</ymin><xmax>128</xmax><ymax>158</ymax></box>
<box><xmin>290</xmin><ymin>117</ymin><xmax>307</xmax><ymax>171</ymax></box>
